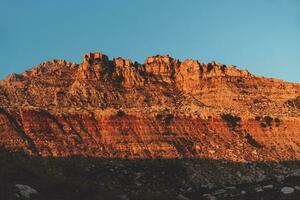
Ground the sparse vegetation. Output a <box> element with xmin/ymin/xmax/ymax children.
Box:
<box><xmin>259</xmin><ymin>116</ymin><xmax>277</xmax><ymax>128</ymax></box>
<box><xmin>245</xmin><ymin>134</ymin><xmax>263</xmax><ymax>148</ymax></box>
<box><xmin>155</xmin><ymin>113</ymin><xmax>174</xmax><ymax>125</ymax></box>
<box><xmin>260</xmin><ymin>122</ymin><xmax>267</xmax><ymax>128</ymax></box>
<box><xmin>155</xmin><ymin>113</ymin><xmax>163</xmax><ymax>120</ymax></box>
<box><xmin>274</xmin><ymin>117</ymin><xmax>281</xmax><ymax>127</ymax></box>
<box><xmin>255</xmin><ymin>116</ymin><xmax>262</xmax><ymax>121</ymax></box>
<box><xmin>116</xmin><ymin>110</ymin><xmax>126</xmax><ymax>117</ymax></box>
<box><xmin>264</xmin><ymin>116</ymin><xmax>273</xmax><ymax>126</ymax></box>
<box><xmin>164</xmin><ymin>114</ymin><xmax>174</xmax><ymax>125</ymax></box>
<box><xmin>221</xmin><ymin>114</ymin><xmax>241</xmax><ymax>128</ymax></box>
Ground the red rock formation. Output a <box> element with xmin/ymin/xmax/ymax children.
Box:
<box><xmin>175</xmin><ymin>59</ymin><xmax>202</xmax><ymax>90</ymax></box>
<box><xmin>0</xmin><ymin>52</ymin><xmax>299</xmax><ymax>161</ymax></box>
<box><xmin>112</xmin><ymin>57</ymin><xmax>144</xmax><ymax>87</ymax></box>
<box><xmin>144</xmin><ymin>55</ymin><xmax>179</xmax><ymax>83</ymax></box>
<box><xmin>77</xmin><ymin>52</ymin><xmax>110</xmax><ymax>80</ymax></box>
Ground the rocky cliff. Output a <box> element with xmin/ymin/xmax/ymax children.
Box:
<box><xmin>0</xmin><ymin>52</ymin><xmax>300</xmax><ymax>161</ymax></box>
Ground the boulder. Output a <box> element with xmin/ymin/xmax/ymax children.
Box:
<box><xmin>281</xmin><ymin>187</ymin><xmax>294</xmax><ymax>194</ymax></box>
<box><xmin>15</xmin><ymin>184</ymin><xmax>38</xmax><ymax>198</ymax></box>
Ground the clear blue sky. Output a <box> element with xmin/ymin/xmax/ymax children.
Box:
<box><xmin>1</xmin><ymin>0</ymin><xmax>299</xmax><ymax>82</ymax></box>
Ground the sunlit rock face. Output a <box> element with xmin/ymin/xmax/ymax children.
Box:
<box><xmin>0</xmin><ymin>51</ymin><xmax>299</xmax><ymax>160</ymax></box>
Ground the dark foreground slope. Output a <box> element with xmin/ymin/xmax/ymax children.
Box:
<box><xmin>0</xmin><ymin>150</ymin><xmax>300</xmax><ymax>200</ymax></box>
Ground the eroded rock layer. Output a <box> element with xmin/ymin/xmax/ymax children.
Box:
<box><xmin>0</xmin><ymin>52</ymin><xmax>299</xmax><ymax>161</ymax></box>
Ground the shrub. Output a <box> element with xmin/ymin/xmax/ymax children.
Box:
<box><xmin>116</xmin><ymin>110</ymin><xmax>126</xmax><ymax>117</ymax></box>
<box><xmin>255</xmin><ymin>116</ymin><xmax>261</xmax><ymax>121</ymax></box>
<box><xmin>221</xmin><ymin>114</ymin><xmax>241</xmax><ymax>128</ymax></box>
<box><xmin>164</xmin><ymin>114</ymin><xmax>174</xmax><ymax>125</ymax></box>
<box><xmin>245</xmin><ymin>134</ymin><xmax>263</xmax><ymax>148</ymax></box>
<box><xmin>155</xmin><ymin>113</ymin><xmax>174</xmax><ymax>125</ymax></box>
<box><xmin>264</xmin><ymin>116</ymin><xmax>273</xmax><ymax>126</ymax></box>
<box><xmin>274</xmin><ymin>117</ymin><xmax>280</xmax><ymax>127</ymax></box>
<box><xmin>155</xmin><ymin>114</ymin><xmax>163</xmax><ymax>120</ymax></box>
<box><xmin>260</xmin><ymin>122</ymin><xmax>267</xmax><ymax>128</ymax></box>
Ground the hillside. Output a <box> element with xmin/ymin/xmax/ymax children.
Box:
<box><xmin>0</xmin><ymin>52</ymin><xmax>299</xmax><ymax>159</ymax></box>
<box><xmin>0</xmin><ymin>52</ymin><xmax>300</xmax><ymax>199</ymax></box>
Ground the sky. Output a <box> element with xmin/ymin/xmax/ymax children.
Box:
<box><xmin>0</xmin><ymin>0</ymin><xmax>299</xmax><ymax>82</ymax></box>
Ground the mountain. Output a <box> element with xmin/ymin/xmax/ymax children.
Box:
<box><xmin>1</xmin><ymin>51</ymin><xmax>299</xmax><ymax>159</ymax></box>
<box><xmin>0</xmin><ymin>52</ymin><xmax>300</xmax><ymax>199</ymax></box>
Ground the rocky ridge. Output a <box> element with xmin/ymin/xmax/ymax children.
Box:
<box><xmin>0</xmin><ymin>52</ymin><xmax>300</xmax><ymax>160</ymax></box>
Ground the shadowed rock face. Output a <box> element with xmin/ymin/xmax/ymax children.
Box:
<box><xmin>0</xmin><ymin>52</ymin><xmax>300</xmax><ymax>161</ymax></box>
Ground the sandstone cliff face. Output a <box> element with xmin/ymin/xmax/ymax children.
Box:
<box><xmin>0</xmin><ymin>52</ymin><xmax>299</xmax><ymax>161</ymax></box>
